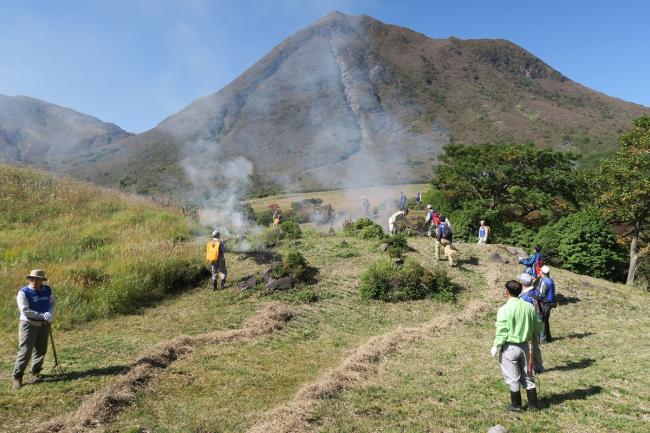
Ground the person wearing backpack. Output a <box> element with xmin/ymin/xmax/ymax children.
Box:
<box><xmin>478</xmin><ymin>220</ymin><xmax>490</xmax><ymax>244</ymax></box>
<box><xmin>491</xmin><ymin>280</ymin><xmax>543</xmax><ymax>412</ymax></box>
<box><xmin>537</xmin><ymin>266</ymin><xmax>557</xmax><ymax>343</ymax></box>
<box><xmin>436</xmin><ymin>216</ymin><xmax>456</xmax><ymax>266</ymax></box>
<box><xmin>12</xmin><ymin>269</ymin><xmax>56</xmax><ymax>390</ymax></box>
<box><xmin>517</xmin><ymin>273</ymin><xmax>544</xmax><ymax>374</ymax></box>
<box><xmin>206</xmin><ymin>230</ymin><xmax>227</xmax><ymax>290</ymax></box>
<box><xmin>519</xmin><ymin>246</ymin><xmax>544</xmax><ymax>277</ymax></box>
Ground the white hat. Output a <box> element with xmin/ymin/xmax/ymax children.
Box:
<box><xmin>516</xmin><ymin>273</ymin><xmax>533</xmax><ymax>286</ymax></box>
<box><xmin>541</xmin><ymin>265</ymin><xmax>550</xmax><ymax>274</ymax></box>
<box><xmin>426</xmin><ymin>205</ymin><xmax>432</xmax><ymax>209</ymax></box>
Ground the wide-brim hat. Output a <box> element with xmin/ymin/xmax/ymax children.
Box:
<box><xmin>27</xmin><ymin>269</ymin><xmax>47</xmax><ymax>281</ymax></box>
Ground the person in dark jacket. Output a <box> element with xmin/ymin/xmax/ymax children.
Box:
<box><xmin>519</xmin><ymin>246</ymin><xmax>544</xmax><ymax>277</ymax></box>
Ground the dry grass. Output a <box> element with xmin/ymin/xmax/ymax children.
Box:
<box><xmin>247</xmin><ymin>184</ymin><xmax>428</xmax><ymax>214</ymax></box>
<box><xmin>30</xmin><ymin>303</ymin><xmax>295</xmax><ymax>433</ymax></box>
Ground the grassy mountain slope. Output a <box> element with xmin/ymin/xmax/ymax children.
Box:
<box><xmin>65</xmin><ymin>12</ymin><xmax>649</xmax><ymax>196</ymax></box>
<box><xmin>2</xmin><ymin>228</ymin><xmax>648</xmax><ymax>433</ymax></box>
<box><xmin>0</xmin><ymin>163</ymin><xmax>203</xmax><ymax>329</ymax></box>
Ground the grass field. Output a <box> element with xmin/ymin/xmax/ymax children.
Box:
<box><xmin>2</xmin><ymin>175</ymin><xmax>649</xmax><ymax>433</ymax></box>
<box><xmin>247</xmin><ymin>184</ymin><xmax>429</xmax><ymax>215</ymax></box>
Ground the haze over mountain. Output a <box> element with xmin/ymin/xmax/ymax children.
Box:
<box><xmin>0</xmin><ymin>94</ymin><xmax>131</xmax><ymax>165</ymax></box>
<box><xmin>23</xmin><ymin>12</ymin><xmax>650</xmax><ymax>196</ymax></box>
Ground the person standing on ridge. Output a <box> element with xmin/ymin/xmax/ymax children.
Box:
<box><xmin>362</xmin><ymin>196</ymin><xmax>370</xmax><ymax>216</ymax></box>
<box><xmin>388</xmin><ymin>209</ymin><xmax>408</xmax><ymax>236</ymax></box>
<box><xmin>12</xmin><ymin>269</ymin><xmax>56</xmax><ymax>390</ymax></box>
<box><xmin>206</xmin><ymin>230</ymin><xmax>227</xmax><ymax>290</ymax></box>
<box><xmin>537</xmin><ymin>265</ymin><xmax>557</xmax><ymax>343</ymax></box>
<box><xmin>415</xmin><ymin>192</ymin><xmax>422</xmax><ymax>206</ymax></box>
<box><xmin>399</xmin><ymin>191</ymin><xmax>407</xmax><ymax>211</ymax></box>
<box><xmin>478</xmin><ymin>220</ymin><xmax>491</xmax><ymax>244</ymax></box>
<box><xmin>492</xmin><ymin>280</ymin><xmax>543</xmax><ymax>412</ymax></box>
<box><xmin>519</xmin><ymin>246</ymin><xmax>544</xmax><ymax>277</ymax></box>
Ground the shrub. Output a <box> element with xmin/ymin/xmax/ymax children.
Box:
<box><xmin>497</xmin><ymin>221</ymin><xmax>535</xmax><ymax>247</ymax></box>
<box><xmin>283</xmin><ymin>248</ymin><xmax>317</xmax><ymax>283</ymax></box>
<box><xmin>384</xmin><ymin>232</ymin><xmax>409</xmax><ymax>258</ymax></box>
<box><xmin>254</xmin><ymin>208</ymin><xmax>275</xmax><ymax>226</ymax></box>
<box><xmin>343</xmin><ymin>217</ymin><xmax>385</xmax><ymax>239</ymax></box>
<box><xmin>359</xmin><ymin>224</ymin><xmax>385</xmax><ymax>240</ymax></box>
<box><xmin>280</xmin><ymin>220</ymin><xmax>303</xmax><ymax>239</ymax></box>
<box><xmin>533</xmin><ymin>210</ymin><xmax>626</xmax><ymax>281</ymax></box>
<box><xmin>360</xmin><ymin>258</ymin><xmax>459</xmax><ymax>302</ymax></box>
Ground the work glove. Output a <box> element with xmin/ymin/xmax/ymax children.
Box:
<box><xmin>43</xmin><ymin>312</ymin><xmax>53</xmax><ymax>323</ymax></box>
<box><xmin>491</xmin><ymin>345</ymin><xmax>500</xmax><ymax>357</ymax></box>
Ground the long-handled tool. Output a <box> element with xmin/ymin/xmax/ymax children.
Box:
<box><xmin>48</xmin><ymin>323</ymin><xmax>63</xmax><ymax>373</ymax></box>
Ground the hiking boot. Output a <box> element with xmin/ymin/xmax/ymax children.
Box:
<box><xmin>526</xmin><ymin>388</ymin><xmax>540</xmax><ymax>411</ymax></box>
<box><xmin>12</xmin><ymin>376</ymin><xmax>22</xmax><ymax>390</ymax></box>
<box><xmin>507</xmin><ymin>391</ymin><xmax>522</xmax><ymax>412</ymax></box>
<box><xmin>212</xmin><ymin>280</ymin><xmax>218</xmax><ymax>291</ymax></box>
<box><xmin>220</xmin><ymin>279</ymin><xmax>227</xmax><ymax>289</ymax></box>
<box><xmin>28</xmin><ymin>371</ymin><xmax>43</xmax><ymax>383</ymax></box>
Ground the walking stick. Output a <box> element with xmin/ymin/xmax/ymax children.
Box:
<box><xmin>48</xmin><ymin>323</ymin><xmax>63</xmax><ymax>373</ymax></box>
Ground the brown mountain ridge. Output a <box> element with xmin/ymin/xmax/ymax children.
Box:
<box><xmin>60</xmin><ymin>12</ymin><xmax>649</xmax><ymax>196</ymax></box>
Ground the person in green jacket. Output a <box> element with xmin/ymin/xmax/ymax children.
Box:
<box><xmin>491</xmin><ymin>280</ymin><xmax>544</xmax><ymax>412</ymax></box>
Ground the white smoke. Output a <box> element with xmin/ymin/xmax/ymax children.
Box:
<box><xmin>180</xmin><ymin>143</ymin><xmax>260</xmax><ymax>248</ymax></box>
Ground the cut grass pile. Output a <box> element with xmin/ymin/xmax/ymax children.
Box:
<box><xmin>0</xmin><ymin>164</ymin><xmax>203</xmax><ymax>329</ymax></box>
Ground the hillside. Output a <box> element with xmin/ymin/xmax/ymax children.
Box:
<box><xmin>0</xmin><ymin>94</ymin><xmax>131</xmax><ymax>165</ymax></box>
<box><xmin>63</xmin><ymin>11</ymin><xmax>649</xmax><ymax>197</ymax></box>
<box><xmin>0</xmin><ymin>163</ymin><xmax>202</xmax><ymax>329</ymax></box>
<box><xmin>1</xmin><ymin>230</ymin><xmax>648</xmax><ymax>433</ymax></box>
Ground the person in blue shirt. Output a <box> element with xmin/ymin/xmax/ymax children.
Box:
<box><xmin>519</xmin><ymin>246</ymin><xmax>544</xmax><ymax>277</ymax></box>
<box><xmin>537</xmin><ymin>265</ymin><xmax>557</xmax><ymax>343</ymax></box>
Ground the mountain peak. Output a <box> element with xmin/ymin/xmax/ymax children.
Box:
<box><xmin>60</xmin><ymin>13</ymin><xmax>650</xmax><ymax>196</ymax></box>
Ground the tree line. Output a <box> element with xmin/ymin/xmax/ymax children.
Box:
<box><xmin>424</xmin><ymin>115</ymin><xmax>650</xmax><ymax>286</ymax></box>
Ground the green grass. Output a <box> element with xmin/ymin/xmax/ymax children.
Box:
<box><xmin>1</xmin><ymin>177</ymin><xmax>649</xmax><ymax>433</ymax></box>
<box><xmin>0</xmin><ymin>164</ymin><xmax>203</xmax><ymax>329</ymax></box>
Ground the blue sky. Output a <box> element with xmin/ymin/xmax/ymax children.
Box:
<box><xmin>1</xmin><ymin>0</ymin><xmax>648</xmax><ymax>132</ymax></box>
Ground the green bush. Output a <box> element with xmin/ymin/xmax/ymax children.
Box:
<box><xmin>359</xmin><ymin>224</ymin><xmax>385</xmax><ymax>240</ymax></box>
<box><xmin>497</xmin><ymin>221</ymin><xmax>535</xmax><ymax>247</ymax></box>
<box><xmin>254</xmin><ymin>208</ymin><xmax>274</xmax><ymax>227</ymax></box>
<box><xmin>384</xmin><ymin>232</ymin><xmax>409</xmax><ymax>258</ymax></box>
<box><xmin>533</xmin><ymin>210</ymin><xmax>626</xmax><ymax>281</ymax></box>
<box><xmin>360</xmin><ymin>258</ymin><xmax>459</xmax><ymax>302</ymax></box>
<box><xmin>280</xmin><ymin>220</ymin><xmax>303</xmax><ymax>239</ymax></box>
<box><xmin>343</xmin><ymin>217</ymin><xmax>385</xmax><ymax>239</ymax></box>
<box><xmin>283</xmin><ymin>248</ymin><xmax>317</xmax><ymax>283</ymax></box>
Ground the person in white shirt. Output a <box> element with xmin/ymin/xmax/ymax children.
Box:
<box><xmin>12</xmin><ymin>269</ymin><xmax>56</xmax><ymax>390</ymax></box>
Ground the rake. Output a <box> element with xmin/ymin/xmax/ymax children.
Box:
<box><xmin>48</xmin><ymin>323</ymin><xmax>63</xmax><ymax>374</ymax></box>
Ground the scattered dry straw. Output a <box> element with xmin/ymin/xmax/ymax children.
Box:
<box><xmin>30</xmin><ymin>302</ymin><xmax>296</xmax><ymax>433</ymax></box>
<box><xmin>245</xmin><ymin>299</ymin><xmax>491</xmax><ymax>433</ymax></box>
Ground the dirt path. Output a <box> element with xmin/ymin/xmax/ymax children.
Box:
<box><xmin>245</xmin><ymin>249</ymin><xmax>512</xmax><ymax>433</ymax></box>
<box><xmin>30</xmin><ymin>303</ymin><xmax>296</xmax><ymax>433</ymax></box>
